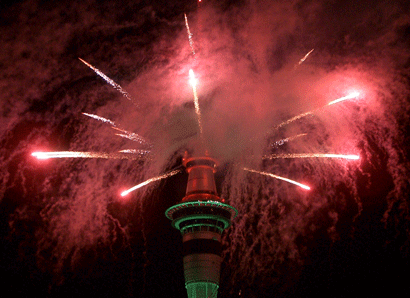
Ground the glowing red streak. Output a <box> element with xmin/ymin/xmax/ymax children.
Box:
<box><xmin>121</xmin><ymin>169</ymin><xmax>181</xmax><ymax>197</ymax></box>
<box><xmin>32</xmin><ymin>151</ymin><xmax>145</xmax><ymax>160</ymax></box>
<box><xmin>243</xmin><ymin>168</ymin><xmax>311</xmax><ymax>190</ymax></box>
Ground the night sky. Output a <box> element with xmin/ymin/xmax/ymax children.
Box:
<box><xmin>1</xmin><ymin>0</ymin><xmax>410</xmax><ymax>297</ymax></box>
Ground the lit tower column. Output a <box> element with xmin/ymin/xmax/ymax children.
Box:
<box><xmin>165</xmin><ymin>153</ymin><xmax>237</xmax><ymax>298</ymax></box>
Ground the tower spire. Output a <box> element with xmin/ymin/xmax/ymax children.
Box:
<box><xmin>166</xmin><ymin>153</ymin><xmax>237</xmax><ymax>298</ymax></box>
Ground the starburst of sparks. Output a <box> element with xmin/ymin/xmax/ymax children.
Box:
<box><xmin>33</xmin><ymin>18</ymin><xmax>362</xmax><ymax>197</ymax></box>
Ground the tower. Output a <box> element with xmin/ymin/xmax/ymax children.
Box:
<box><xmin>165</xmin><ymin>153</ymin><xmax>237</xmax><ymax>298</ymax></box>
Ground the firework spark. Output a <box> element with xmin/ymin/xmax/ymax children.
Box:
<box><xmin>243</xmin><ymin>167</ymin><xmax>311</xmax><ymax>190</ymax></box>
<box><xmin>276</xmin><ymin>91</ymin><xmax>360</xmax><ymax>128</ymax></box>
<box><xmin>327</xmin><ymin>91</ymin><xmax>360</xmax><ymax>106</ymax></box>
<box><xmin>271</xmin><ymin>133</ymin><xmax>307</xmax><ymax>148</ymax></box>
<box><xmin>82</xmin><ymin>113</ymin><xmax>117</xmax><ymax>127</ymax></box>
<box><xmin>297</xmin><ymin>49</ymin><xmax>314</xmax><ymax>66</ymax></box>
<box><xmin>79</xmin><ymin>58</ymin><xmax>134</xmax><ymax>102</ymax></box>
<box><xmin>184</xmin><ymin>14</ymin><xmax>196</xmax><ymax>57</ymax></box>
<box><xmin>118</xmin><ymin>149</ymin><xmax>150</xmax><ymax>155</ymax></box>
<box><xmin>120</xmin><ymin>169</ymin><xmax>182</xmax><ymax>197</ymax></box>
<box><xmin>112</xmin><ymin>127</ymin><xmax>150</xmax><ymax>145</ymax></box>
<box><xmin>263</xmin><ymin>153</ymin><xmax>360</xmax><ymax>160</ymax></box>
<box><xmin>32</xmin><ymin>151</ymin><xmax>146</xmax><ymax>160</ymax></box>
<box><xmin>189</xmin><ymin>69</ymin><xmax>203</xmax><ymax>140</ymax></box>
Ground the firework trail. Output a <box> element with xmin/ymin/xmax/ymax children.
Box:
<box><xmin>184</xmin><ymin>14</ymin><xmax>196</xmax><ymax>57</ymax></box>
<box><xmin>276</xmin><ymin>91</ymin><xmax>360</xmax><ymax>128</ymax></box>
<box><xmin>327</xmin><ymin>91</ymin><xmax>360</xmax><ymax>106</ymax></box>
<box><xmin>189</xmin><ymin>69</ymin><xmax>204</xmax><ymax>141</ymax></box>
<box><xmin>118</xmin><ymin>149</ymin><xmax>150</xmax><ymax>155</ymax></box>
<box><xmin>113</xmin><ymin>127</ymin><xmax>150</xmax><ymax>145</ymax></box>
<box><xmin>243</xmin><ymin>168</ymin><xmax>311</xmax><ymax>190</ymax></box>
<box><xmin>78</xmin><ymin>58</ymin><xmax>134</xmax><ymax>102</ymax></box>
<box><xmin>263</xmin><ymin>153</ymin><xmax>360</xmax><ymax>160</ymax></box>
<box><xmin>276</xmin><ymin>111</ymin><xmax>313</xmax><ymax>129</ymax></box>
<box><xmin>121</xmin><ymin>169</ymin><xmax>182</xmax><ymax>197</ymax></box>
<box><xmin>82</xmin><ymin>113</ymin><xmax>117</xmax><ymax>127</ymax></box>
<box><xmin>82</xmin><ymin>113</ymin><xmax>150</xmax><ymax>145</ymax></box>
<box><xmin>32</xmin><ymin>151</ymin><xmax>147</xmax><ymax>160</ymax></box>
<box><xmin>295</xmin><ymin>49</ymin><xmax>314</xmax><ymax>68</ymax></box>
<box><xmin>270</xmin><ymin>133</ymin><xmax>307</xmax><ymax>148</ymax></box>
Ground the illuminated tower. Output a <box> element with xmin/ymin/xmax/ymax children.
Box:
<box><xmin>165</xmin><ymin>153</ymin><xmax>237</xmax><ymax>298</ymax></box>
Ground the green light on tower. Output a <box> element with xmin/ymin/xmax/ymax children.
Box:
<box><xmin>166</xmin><ymin>154</ymin><xmax>237</xmax><ymax>298</ymax></box>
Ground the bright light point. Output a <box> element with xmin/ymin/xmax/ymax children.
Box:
<box><xmin>327</xmin><ymin>91</ymin><xmax>360</xmax><ymax>106</ymax></box>
<box><xmin>32</xmin><ymin>152</ymin><xmax>49</xmax><ymax>159</ymax></box>
<box><xmin>120</xmin><ymin>191</ymin><xmax>128</xmax><ymax>197</ymax></box>
<box><xmin>189</xmin><ymin>69</ymin><xmax>197</xmax><ymax>87</ymax></box>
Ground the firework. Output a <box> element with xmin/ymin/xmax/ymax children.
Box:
<box><xmin>189</xmin><ymin>69</ymin><xmax>204</xmax><ymax>140</ymax></box>
<box><xmin>118</xmin><ymin>149</ymin><xmax>150</xmax><ymax>155</ymax></box>
<box><xmin>32</xmin><ymin>151</ymin><xmax>146</xmax><ymax>160</ymax></box>
<box><xmin>82</xmin><ymin>113</ymin><xmax>117</xmax><ymax>127</ymax></box>
<box><xmin>113</xmin><ymin>128</ymin><xmax>150</xmax><ymax>145</ymax></box>
<box><xmin>297</xmin><ymin>49</ymin><xmax>314</xmax><ymax>66</ymax></box>
<box><xmin>120</xmin><ymin>169</ymin><xmax>181</xmax><ymax>197</ymax></box>
<box><xmin>276</xmin><ymin>91</ymin><xmax>360</xmax><ymax>128</ymax></box>
<box><xmin>271</xmin><ymin>133</ymin><xmax>308</xmax><ymax>148</ymax></box>
<box><xmin>263</xmin><ymin>153</ymin><xmax>360</xmax><ymax>160</ymax></box>
<box><xmin>327</xmin><ymin>91</ymin><xmax>360</xmax><ymax>106</ymax></box>
<box><xmin>243</xmin><ymin>168</ymin><xmax>311</xmax><ymax>190</ymax></box>
<box><xmin>79</xmin><ymin>58</ymin><xmax>134</xmax><ymax>102</ymax></box>
<box><xmin>184</xmin><ymin>14</ymin><xmax>196</xmax><ymax>57</ymax></box>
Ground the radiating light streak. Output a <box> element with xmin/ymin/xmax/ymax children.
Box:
<box><xmin>276</xmin><ymin>91</ymin><xmax>360</xmax><ymax>128</ymax></box>
<box><xmin>271</xmin><ymin>133</ymin><xmax>307</xmax><ymax>148</ymax></box>
<box><xmin>118</xmin><ymin>149</ymin><xmax>150</xmax><ymax>155</ymax></box>
<box><xmin>112</xmin><ymin>127</ymin><xmax>149</xmax><ymax>145</ymax></box>
<box><xmin>121</xmin><ymin>169</ymin><xmax>181</xmax><ymax>196</ymax></box>
<box><xmin>327</xmin><ymin>91</ymin><xmax>360</xmax><ymax>106</ymax></box>
<box><xmin>189</xmin><ymin>69</ymin><xmax>203</xmax><ymax>139</ymax></box>
<box><xmin>243</xmin><ymin>167</ymin><xmax>310</xmax><ymax>190</ymax></box>
<box><xmin>32</xmin><ymin>151</ymin><xmax>145</xmax><ymax>160</ymax></box>
<box><xmin>298</xmin><ymin>49</ymin><xmax>314</xmax><ymax>65</ymax></box>
<box><xmin>78</xmin><ymin>58</ymin><xmax>134</xmax><ymax>102</ymax></box>
<box><xmin>276</xmin><ymin>111</ymin><xmax>313</xmax><ymax>129</ymax></box>
<box><xmin>263</xmin><ymin>153</ymin><xmax>360</xmax><ymax>160</ymax></box>
<box><xmin>82</xmin><ymin>113</ymin><xmax>117</xmax><ymax>127</ymax></box>
<box><xmin>184</xmin><ymin>14</ymin><xmax>195</xmax><ymax>57</ymax></box>
<box><xmin>82</xmin><ymin>113</ymin><xmax>150</xmax><ymax>145</ymax></box>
